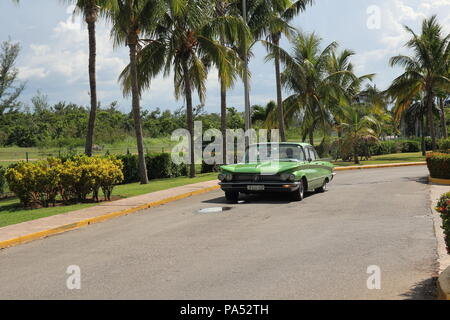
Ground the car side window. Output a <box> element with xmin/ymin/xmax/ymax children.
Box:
<box><xmin>311</xmin><ymin>147</ymin><xmax>319</xmax><ymax>160</ymax></box>
<box><xmin>307</xmin><ymin>147</ymin><xmax>316</xmax><ymax>161</ymax></box>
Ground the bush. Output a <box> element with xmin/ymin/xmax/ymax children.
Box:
<box><xmin>5</xmin><ymin>156</ymin><xmax>123</xmax><ymax>207</ymax></box>
<box><xmin>370</xmin><ymin>141</ymin><xmax>400</xmax><ymax>155</ymax></box>
<box><xmin>435</xmin><ymin>192</ymin><xmax>450</xmax><ymax>254</ymax></box>
<box><xmin>5</xmin><ymin>160</ymin><xmax>60</xmax><ymax>207</ymax></box>
<box><xmin>0</xmin><ymin>166</ymin><xmax>6</xmax><ymax>194</ymax></box>
<box><xmin>116</xmin><ymin>153</ymin><xmax>139</xmax><ymax>184</ymax></box>
<box><xmin>426</xmin><ymin>152</ymin><xmax>450</xmax><ymax>179</ymax></box>
<box><xmin>400</xmin><ymin>140</ymin><xmax>420</xmax><ymax>153</ymax></box>
<box><xmin>117</xmin><ymin>153</ymin><xmax>187</xmax><ymax>183</ymax></box>
<box><xmin>438</xmin><ymin>138</ymin><xmax>450</xmax><ymax>152</ymax></box>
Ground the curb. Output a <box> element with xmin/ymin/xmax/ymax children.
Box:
<box><xmin>438</xmin><ymin>266</ymin><xmax>450</xmax><ymax>300</ymax></box>
<box><xmin>429</xmin><ymin>176</ymin><xmax>450</xmax><ymax>185</ymax></box>
<box><xmin>334</xmin><ymin>162</ymin><xmax>426</xmax><ymax>171</ymax></box>
<box><xmin>0</xmin><ymin>185</ymin><xmax>220</xmax><ymax>250</ymax></box>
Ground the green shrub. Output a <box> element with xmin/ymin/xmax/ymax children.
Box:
<box><xmin>116</xmin><ymin>153</ymin><xmax>139</xmax><ymax>184</ymax></box>
<box><xmin>435</xmin><ymin>192</ymin><xmax>450</xmax><ymax>254</ymax></box>
<box><xmin>5</xmin><ymin>156</ymin><xmax>123</xmax><ymax>207</ymax></box>
<box><xmin>0</xmin><ymin>166</ymin><xmax>6</xmax><ymax>194</ymax></box>
<box><xmin>438</xmin><ymin>138</ymin><xmax>450</xmax><ymax>152</ymax></box>
<box><xmin>5</xmin><ymin>159</ymin><xmax>61</xmax><ymax>207</ymax></box>
<box><xmin>426</xmin><ymin>152</ymin><xmax>450</xmax><ymax>179</ymax></box>
<box><xmin>400</xmin><ymin>140</ymin><xmax>420</xmax><ymax>153</ymax></box>
<box><xmin>370</xmin><ymin>141</ymin><xmax>400</xmax><ymax>155</ymax></box>
<box><xmin>117</xmin><ymin>153</ymin><xmax>187</xmax><ymax>183</ymax></box>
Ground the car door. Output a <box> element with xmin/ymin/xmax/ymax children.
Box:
<box><xmin>309</xmin><ymin>146</ymin><xmax>332</xmax><ymax>188</ymax></box>
<box><xmin>304</xmin><ymin>146</ymin><xmax>321</xmax><ymax>189</ymax></box>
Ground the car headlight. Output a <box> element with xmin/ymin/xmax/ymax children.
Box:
<box><xmin>218</xmin><ymin>173</ymin><xmax>226</xmax><ymax>181</ymax></box>
<box><xmin>281</xmin><ymin>173</ymin><xmax>296</xmax><ymax>182</ymax></box>
<box><xmin>225</xmin><ymin>173</ymin><xmax>233</xmax><ymax>181</ymax></box>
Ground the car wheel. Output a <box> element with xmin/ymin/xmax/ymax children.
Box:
<box><xmin>315</xmin><ymin>179</ymin><xmax>328</xmax><ymax>193</ymax></box>
<box><xmin>291</xmin><ymin>179</ymin><xmax>305</xmax><ymax>201</ymax></box>
<box><xmin>225</xmin><ymin>191</ymin><xmax>239</xmax><ymax>203</ymax></box>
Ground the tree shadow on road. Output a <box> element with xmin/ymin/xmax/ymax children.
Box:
<box><xmin>400</xmin><ymin>277</ymin><xmax>437</xmax><ymax>300</ymax></box>
<box><xmin>402</xmin><ymin>176</ymin><xmax>429</xmax><ymax>185</ymax></box>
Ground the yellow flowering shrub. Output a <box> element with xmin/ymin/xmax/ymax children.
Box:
<box><xmin>5</xmin><ymin>158</ymin><xmax>62</xmax><ymax>207</ymax></box>
<box><xmin>6</xmin><ymin>155</ymin><xmax>124</xmax><ymax>207</ymax></box>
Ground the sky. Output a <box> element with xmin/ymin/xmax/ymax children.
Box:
<box><xmin>0</xmin><ymin>0</ymin><xmax>449</xmax><ymax>114</ymax></box>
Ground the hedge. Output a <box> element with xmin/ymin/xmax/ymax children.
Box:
<box><xmin>5</xmin><ymin>156</ymin><xmax>123</xmax><ymax>207</ymax></box>
<box><xmin>0</xmin><ymin>166</ymin><xmax>5</xmax><ymax>194</ymax></box>
<box><xmin>426</xmin><ymin>152</ymin><xmax>450</xmax><ymax>179</ymax></box>
<box><xmin>116</xmin><ymin>153</ymin><xmax>188</xmax><ymax>184</ymax></box>
<box><xmin>438</xmin><ymin>138</ymin><xmax>450</xmax><ymax>152</ymax></box>
<box><xmin>436</xmin><ymin>192</ymin><xmax>450</xmax><ymax>253</ymax></box>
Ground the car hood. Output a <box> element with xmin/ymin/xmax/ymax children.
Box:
<box><xmin>220</xmin><ymin>161</ymin><xmax>305</xmax><ymax>174</ymax></box>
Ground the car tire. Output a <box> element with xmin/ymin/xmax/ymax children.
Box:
<box><xmin>291</xmin><ymin>179</ymin><xmax>305</xmax><ymax>201</ymax></box>
<box><xmin>315</xmin><ymin>179</ymin><xmax>328</xmax><ymax>193</ymax></box>
<box><xmin>225</xmin><ymin>191</ymin><xmax>239</xmax><ymax>203</ymax></box>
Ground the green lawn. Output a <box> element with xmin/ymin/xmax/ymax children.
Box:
<box><xmin>0</xmin><ymin>137</ymin><xmax>175</xmax><ymax>162</ymax></box>
<box><xmin>0</xmin><ymin>172</ymin><xmax>217</xmax><ymax>228</ymax></box>
<box><xmin>332</xmin><ymin>152</ymin><xmax>426</xmax><ymax>167</ymax></box>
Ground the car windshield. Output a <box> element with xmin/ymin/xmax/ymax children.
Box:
<box><xmin>243</xmin><ymin>144</ymin><xmax>306</xmax><ymax>163</ymax></box>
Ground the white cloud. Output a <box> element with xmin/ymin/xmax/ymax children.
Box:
<box><xmin>18</xmin><ymin>7</ymin><xmax>127</xmax><ymax>85</ymax></box>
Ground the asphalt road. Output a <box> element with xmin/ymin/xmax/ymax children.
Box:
<box><xmin>0</xmin><ymin>166</ymin><xmax>438</xmax><ymax>299</ymax></box>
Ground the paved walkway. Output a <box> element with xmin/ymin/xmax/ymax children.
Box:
<box><xmin>0</xmin><ymin>180</ymin><xmax>219</xmax><ymax>245</ymax></box>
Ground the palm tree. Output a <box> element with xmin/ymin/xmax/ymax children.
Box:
<box><xmin>108</xmin><ymin>0</ymin><xmax>166</xmax><ymax>184</ymax></box>
<box><xmin>275</xmin><ymin>32</ymin><xmax>350</xmax><ymax>145</ymax></box>
<box><xmin>436</xmin><ymin>89</ymin><xmax>449</xmax><ymax>139</ymax></box>
<box><xmin>69</xmin><ymin>0</ymin><xmax>103</xmax><ymax>156</ymax></box>
<box><xmin>14</xmin><ymin>1</ymin><xmax>107</xmax><ymax>156</ymax></box>
<box><xmin>262</xmin><ymin>0</ymin><xmax>313</xmax><ymax>142</ymax></box>
<box><xmin>212</xmin><ymin>0</ymin><xmax>250</xmax><ymax>164</ymax></box>
<box><xmin>340</xmin><ymin>105</ymin><xmax>380</xmax><ymax>164</ymax></box>
<box><xmin>388</xmin><ymin>16</ymin><xmax>450</xmax><ymax>151</ymax></box>
<box><xmin>251</xmin><ymin>101</ymin><xmax>276</xmax><ymax>124</ymax></box>
<box><xmin>120</xmin><ymin>0</ymin><xmax>239</xmax><ymax>177</ymax></box>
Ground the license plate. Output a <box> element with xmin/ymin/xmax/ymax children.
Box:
<box><xmin>247</xmin><ymin>185</ymin><xmax>265</xmax><ymax>191</ymax></box>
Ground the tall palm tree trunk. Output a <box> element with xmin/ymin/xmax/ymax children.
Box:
<box><xmin>220</xmin><ymin>82</ymin><xmax>227</xmax><ymax>165</ymax></box>
<box><xmin>420</xmin><ymin>114</ymin><xmax>426</xmax><ymax>156</ymax></box>
<box><xmin>84</xmin><ymin>0</ymin><xmax>98</xmax><ymax>157</ymax></box>
<box><xmin>84</xmin><ymin>2</ymin><xmax>98</xmax><ymax>157</ymax></box>
<box><xmin>426</xmin><ymin>90</ymin><xmax>437</xmax><ymax>150</ymax></box>
<box><xmin>273</xmin><ymin>33</ymin><xmax>286</xmax><ymax>142</ymax></box>
<box><xmin>128</xmin><ymin>38</ymin><xmax>149</xmax><ymax>184</ymax></box>
<box><xmin>439</xmin><ymin>97</ymin><xmax>448</xmax><ymax>139</ymax></box>
<box><xmin>182</xmin><ymin>59</ymin><xmax>196</xmax><ymax>178</ymax></box>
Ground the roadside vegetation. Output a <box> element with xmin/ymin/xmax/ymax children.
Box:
<box><xmin>0</xmin><ymin>172</ymin><xmax>217</xmax><ymax>228</ymax></box>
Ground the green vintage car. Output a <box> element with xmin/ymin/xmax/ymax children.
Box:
<box><xmin>218</xmin><ymin>142</ymin><xmax>335</xmax><ymax>203</ymax></box>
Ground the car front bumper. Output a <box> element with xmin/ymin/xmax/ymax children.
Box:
<box><xmin>219</xmin><ymin>181</ymin><xmax>301</xmax><ymax>193</ymax></box>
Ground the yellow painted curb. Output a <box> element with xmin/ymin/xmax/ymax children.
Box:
<box><xmin>0</xmin><ymin>185</ymin><xmax>220</xmax><ymax>250</ymax></box>
<box><xmin>429</xmin><ymin>176</ymin><xmax>450</xmax><ymax>185</ymax></box>
<box><xmin>334</xmin><ymin>162</ymin><xmax>426</xmax><ymax>171</ymax></box>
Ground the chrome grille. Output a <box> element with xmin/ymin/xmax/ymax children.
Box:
<box><xmin>232</xmin><ymin>174</ymin><xmax>281</xmax><ymax>182</ymax></box>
